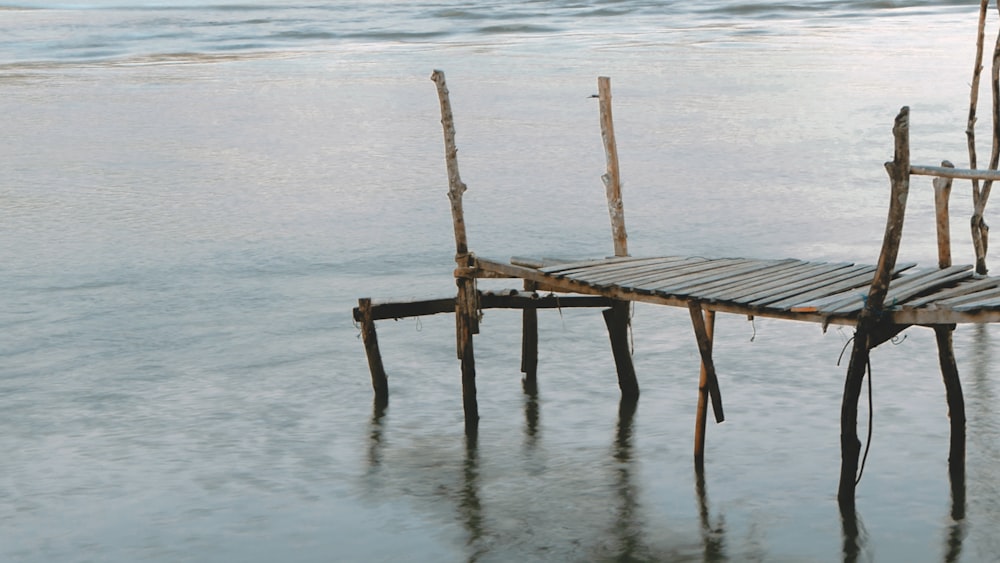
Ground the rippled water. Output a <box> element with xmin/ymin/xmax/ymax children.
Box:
<box><xmin>2</xmin><ymin>1</ymin><xmax>999</xmax><ymax>561</ymax></box>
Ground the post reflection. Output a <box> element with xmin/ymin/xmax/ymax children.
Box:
<box><xmin>943</xmin><ymin>461</ymin><xmax>966</xmax><ymax>563</ymax></box>
<box><xmin>610</xmin><ymin>396</ymin><xmax>643</xmax><ymax>559</ymax></box>
<box><xmin>523</xmin><ymin>382</ymin><xmax>539</xmax><ymax>451</ymax></box>
<box><xmin>367</xmin><ymin>397</ymin><xmax>387</xmax><ymax>471</ymax></box>
<box><xmin>461</xmin><ymin>422</ymin><xmax>486</xmax><ymax>561</ymax></box>
<box><xmin>839</xmin><ymin>501</ymin><xmax>868</xmax><ymax>563</ymax></box>
<box><xmin>694</xmin><ymin>464</ymin><xmax>727</xmax><ymax>561</ymax></box>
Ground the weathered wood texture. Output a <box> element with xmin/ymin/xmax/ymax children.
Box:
<box><xmin>934</xmin><ymin>161</ymin><xmax>956</xmax><ymax>269</ymax></box>
<box><xmin>839</xmin><ymin>106</ymin><xmax>911</xmax><ymax>508</ymax></box>
<box><xmin>604</xmin><ymin>302</ymin><xmax>640</xmax><ymax>400</ymax></box>
<box><xmin>358</xmin><ymin>298</ymin><xmax>388</xmax><ymax>402</ymax></box>
<box><xmin>599</xmin><ymin>76</ymin><xmax>628</xmax><ymax>257</ymax></box>
<box><xmin>432</xmin><ymin>69</ymin><xmax>479</xmax><ymax>426</ymax></box>
<box><xmin>692</xmin><ymin>306</ymin><xmax>717</xmax><ymax>469</ymax></box>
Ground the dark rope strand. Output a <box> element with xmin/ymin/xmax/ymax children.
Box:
<box><xmin>856</xmin><ymin>357</ymin><xmax>874</xmax><ymax>485</ymax></box>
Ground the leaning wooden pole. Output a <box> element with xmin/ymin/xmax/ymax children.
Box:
<box><xmin>431</xmin><ymin>69</ymin><xmax>479</xmax><ymax>429</ymax></box>
<box><xmin>693</xmin><ymin>307</ymin><xmax>716</xmax><ymax>469</ymax></box>
<box><xmin>598</xmin><ymin>76</ymin><xmax>639</xmax><ymax>399</ymax></box>
<box><xmin>839</xmin><ymin>107</ymin><xmax>911</xmax><ymax>507</ymax></box>
<box><xmin>358</xmin><ymin>297</ymin><xmax>389</xmax><ymax>404</ymax></box>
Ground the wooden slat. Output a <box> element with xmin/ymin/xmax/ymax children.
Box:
<box><xmin>903</xmin><ymin>275</ymin><xmax>1000</xmax><ymax>308</ymax></box>
<box><xmin>746</xmin><ymin>264</ymin><xmax>872</xmax><ymax>307</ymax></box>
<box><xmin>586</xmin><ymin>258</ymin><xmax>748</xmax><ymax>289</ymax></box>
<box><xmin>811</xmin><ymin>266</ymin><xmax>946</xmax><ymax>314</ymax></box>
<box><xmin>625</xmin><ymin>259</ymin><xmax>778</xmax><ymax>293</ymax></box>
<box><xmin>541</xmin><ymin>256</ymin><xmax>685</xmax><ymax>276</ymax></box>
<box><xmin>936</xmin><ymin>285</ymin><xmax>1000</xmax><ymax>307</ymax></box>
<box><xmin>703</xmin><ymin>261</ymin><xmax>850</xmax><ymax>302</ymax></box>
<box><xmin>777</xmin><ymin>263</ymin><xmax>915</xmax><ymax>311</ymax></box>
<box><xmin>579</xmin><ymin>257</ymin><xmax>728</xmax><ymax>285</ymax></box>
<box><xmin>883</xmin><ymin>266</ymin><xmax>974</xmax><ymax>305</ymax></box>
<box><xmin>645</xmin><ymin>259</ymin><xmax>782</xmax><ymax>294</ymax></box>
<box><xmin>954</xmin><ymin>295</ymin><xmax>1000</xmax><ymax>311</ymax></box>
<box><xmin>821</xmin><ymin>266</ymin><xmax>972</xmax><ymax>315</ymax></box>
<box><xmin>661</xmin><ymin>259</ymin><xmax>807</xmax><ymax>297</ymax></box>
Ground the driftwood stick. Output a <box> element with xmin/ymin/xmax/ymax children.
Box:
<box><xmin>839</xmin><ymin>107</ymin><xmax>911</xmax><ymax>508</ymax></box>
<box><xmin>688</xmin><ymin>302</ymin><xmax>723</xmax><ymax>424</ymax></box>
<box><xmin>934</xmin><ymin>161</ymin><xmax>956</xmax><ymax>269</ymax></box>
<box><xmin>910</xmin><ymin>164</ymin><xmax>1000</xmax><ymax>181</ymax></box>
<box><xmin>598</xmin><ymin>76</ymin><xmax>628</xmax><ymax>257</ymax></box>
<box><xmin>693</xmin><ymin>308</ymin><xmax>716</xmax><ymax>468</ymax></box>
<box><xmin>967</xmin><ymin>0</ymin><xmax>989</xmax><ymax>207</ymax></box>
<box><xmin>971</xmin><ymin>8</ymin><xmax>1000</xmax><ymax>274</ymax></box>
<box><xmin>358</xmin><ymin>298</ymin><xmax>389</xmax><ymax>402</ymax></box>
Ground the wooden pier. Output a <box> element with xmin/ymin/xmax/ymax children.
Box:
<box><xmin>355</xmin><ymin>58</ymin><xmax>1000</xmax><ymax>508</ymax></box>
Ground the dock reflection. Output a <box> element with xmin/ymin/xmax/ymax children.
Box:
<box><xmin>694</xmin><ymin>464</ymin><xmax>727</xmax><ymax>561</ymax></box>
<box><xmin>610</xmin><ymin>396</ymin><xmax>643</xmax><ymax>559</ymax></box>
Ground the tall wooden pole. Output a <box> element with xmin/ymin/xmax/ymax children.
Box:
<box><xmin>432</xmin><ymin>70</ymin><xmax>479</xmax><ymax>429</ymax></box>
<box><xmin>839</xmin><ymin>107</ymin><xmax>910</xmax><ymax>507</ymax></box>
<box><xmin>598</xmin><ymin>76</ymin><xmax>639</xmax><ymax>399</ymax></box>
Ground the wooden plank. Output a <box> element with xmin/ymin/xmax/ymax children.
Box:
<box><xmin>953</xmin><ymin>294</ymin><xmax>1000</xmax><ymax>311</ymax></box>
<box><xmin>583</xmin><ymin>258</ymin><xmax>746</xmax><ymax>288</ymax></box>
<box><xmin>823</xmin><ymin>266</ymin><xmax>972</xmax><ymax>315</ymax></box>
<box><xmin>546</xmin><ymin>256</ymin><xmax>693</xmax><ymax>279</ymax></box>
<box><xmin>540</xmin><ymin>255</ymin><xmax>682</xmax><ymax>276</ymax></box>
<box><xmin>939</xmin><ymin>286</ymin><xmax>1000</xmax><ymax>307</ymax></box>
<box><xmin>701</xmin><ymin>261</ymin><xmax>848</xmax><ymax>302</ymax></box>
<box><xmin>776</xmin><ymin>263</ymin><xmax>915</xmax><ymax>311</ymax></box>
<box><xmin>883</xmin><ymin>266</ymin><xmax>974</xmax><ymax>305</ymax></box>
<box><xmin>812</xmin><ymin>266</ymin><xmax>940</xmax><ymax>315</ymax></box>
<box><xmin>657</xmin><ymin>259</ymin><xmax>806</xmax><ymax>297</ymax></box>
<box><xmin>617</xmin><ymin>258</ymin><xmax>749</xmax><ymax>287</ymax></box>
<box><xmin>653</xmin><ymin>260</ymin><xmax>797</xmax><ymax>298</ymax></box>
<box><xmin>474</xmin><ymin>256</ymin><xmax>863</xmax><ymax>325</ymax></box>
<box><xmin>911</xmin><ymin>163</ymin><xmax>1000</xmax><ymax>181</ymax></box>
<box><xmin>903</xmin><ymin>275</ymin><xmax>1000</xmax><ymax>308</ymax></box>
<box><xmin>638</xmin><ymin>259</ymin><xmax>773</xmax><ymax>294</ymax></box>
<box><xmin>745</xmin><ymin>264</ymin><xmax>872</xmax><ymax>307</ymax></box>
<box><xmin>559</xmin><ymin>258</ymin><xmax>708</xmax><ymax>283</ymax></box>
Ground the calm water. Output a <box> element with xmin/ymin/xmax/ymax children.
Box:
<box><xmin>2</xmin><ymin>1</ymin><xmax>999</xmax><ymax>561</ymax></box>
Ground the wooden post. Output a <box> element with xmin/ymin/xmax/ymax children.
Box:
<box><xmin>604</xmin><ymin>303</ymin><xmax>639</xmax><ymax>400</ymax></box>
<box><xmin>693</xmin><ymin>308</ymin><xmax>716</xmax><ymax>468</ymax></box>
<box><xmin>970</xmin><ymin>0</ymin><xmax>999</xmax><ymax>275</ymax></box>
<box><xmin>358</xmin><ymin>297</ymin><xmax>389</xmax><ymax>403</ymax></box>
<box><xmin>935</xmin><ymin>326</ymin><xmax>966</xmax><ymax>482</ymax></box>
<box><xmin>598</xmin><ymin>76</ymin><xmax>639</xmax><ymax>398</ymax></box>
<box><xmin>934</xmin><ymin>161</ymin><xmax>955</xmax><ymax>270</ymax></box>
<box><xmin>688</xmin><ymin>302</ymin><xmax>724</xmax><ymax>424</ymax></box>
<box><xmin>599</xmin><ymin>76</ymin><xmax>628</xmax><ymax>257</ymax></box>
<box><xmin>521</xmin><ymin>280</ymin><xmax>539</xmax><ymax>394</ymax></box>
<box><xmin>432</xmin><ymin>69</ymin><xmax>479</xmax><ymax>427</ymax></box>
<box><xmin>839</xmin><ymin>107</ymin><xmax>911</xmax><ymax>507</ymax></box>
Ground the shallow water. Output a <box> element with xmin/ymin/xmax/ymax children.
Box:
<box><xmin>2</xmin><ymin>1</ymin><xmax>999</xmax><ymax>561</ymax></box>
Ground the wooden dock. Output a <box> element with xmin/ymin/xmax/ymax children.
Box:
<box><xmin>354</xmin><ymin>66</ymin><xmax>1000</xmax><ymax>510</ymax></box>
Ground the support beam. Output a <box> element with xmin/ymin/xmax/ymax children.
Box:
<box><xmin>840</xmin><ymin>107</ymin><xmax>911</xmax><ymax>507</ymax></box>
<box><xmin>521</xmin><ymin>280</ymin><xmax>539</xmax><ymax>394</ymax></box>
<box><xmin>688</xmin><ymin>302</ymin><xmax>724</xmax><ymax>425</ymax></box>
<box><xmin>603</xmin><ymin>301</ymin><xmax>639</xmax><ymax>400</ymax></box>
<box><xmin>358</xmin><ymin>297</ymin><xmax>388</xmax><ymax>403</ymax></box>
<box><xmin>934</xmin><ymin>326</ymin><xmax>966</xmax><ymax>481</ymax></box>
<box><xmin>694</xmin><ymin>308</ymin><xmax>716</xmax><ymax>468</ymax></box>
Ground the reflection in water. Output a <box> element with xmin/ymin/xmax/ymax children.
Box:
<box><xmin>523</xmin><ymin>384</ymin><xmax>539</xmax><ymax>451</ymax></box>
<box><xmin>461</xmin><ymin>425</ymin><xmax>485</xmax><ymax>562</ymax></box>
<box><xmin>839</xmin><ymin>503</ymin><xmax>868</xmax><ymax>563</ymax></box>
<box><xmin>943</xmin><ymin>463</ymin><xmax>966</xmax><ymax>563</ymax></box>
<box><xmin>367</xmin><ymin>398</ymin><xmax>387</xmax><ymax>472</ymax></box>
<box><xmin>610</xmin><ymin>397</ymin><xmax>643</xmax><ymax>560</ymax></box>
<box><xmin>694</xmin><ymin>465</ymin><xmax>727</xmax><ymax>562</ymax></box>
